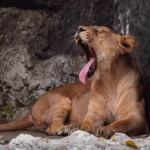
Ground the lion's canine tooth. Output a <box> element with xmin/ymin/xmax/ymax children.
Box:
<box><xmin>89</xmin><ymin>70</ymin><xmax>91</xmax><ymax>73</ymax></box>
<box><xmin>76</xmin><ymin>38</ymin><xmax>79</xmax><ymax>43</ymax></box>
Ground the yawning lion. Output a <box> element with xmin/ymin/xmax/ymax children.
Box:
<box><xmin>0</xmin><ymin>26</ymin><xmax>149</xmax><ymax>138</ymax></box>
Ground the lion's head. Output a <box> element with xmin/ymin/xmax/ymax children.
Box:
<box><xmin>75</xmin><ymin>26</ymin><xmax>138</xmax><ymax>83</ymax></box>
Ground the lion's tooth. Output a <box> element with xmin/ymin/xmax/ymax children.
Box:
<box><xmin>76</xmin><ymin>38</ymin><xmax>79</xmax><ymax>43</ymax></box>
<box><xmin>82</xmin><ymin>41</ymin><xmax>87</xmax><ymax>45</ymax></box>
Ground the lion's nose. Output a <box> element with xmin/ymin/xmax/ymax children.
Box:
<box><xmin>78</xmin><ymin>26</ymin><xmax>87</xmax><ymax>33</ymax></box>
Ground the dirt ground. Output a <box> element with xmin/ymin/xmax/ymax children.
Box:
<box><xmin>0</xmin><ymin>130</ymin><xmax>64</xmax><ymax>142</ymax></box>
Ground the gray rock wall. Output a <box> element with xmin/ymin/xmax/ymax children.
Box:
<box><xmin>0</xmin><ymin>8</ymin><xmax>83</xmax><ymax>123</ymax></box>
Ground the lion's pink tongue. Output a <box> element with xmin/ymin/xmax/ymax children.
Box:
<box><xmin>79</xmin><ymin>58</ymin><xmax>95</xmax><ymax>84</ymax></box>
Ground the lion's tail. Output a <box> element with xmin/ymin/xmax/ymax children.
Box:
<box><xmin>0</xmin><ymin>115</ymin><xmax>34</xmax><ymax>131</ymax></box>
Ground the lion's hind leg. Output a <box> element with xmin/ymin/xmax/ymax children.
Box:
<box><xmin>45</xmin><ymin>96</ymin><xmax>72</xmax><ymax>135</ymax></box>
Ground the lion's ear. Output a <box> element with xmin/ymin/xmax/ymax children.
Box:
<box><xmin>118</xmin><ymin>35</ymin><xmax>138</xmax><ymax>54</ymax></box>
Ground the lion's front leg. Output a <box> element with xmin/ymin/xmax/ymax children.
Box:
<box><xmin>94</xmin><ymin>116</ymin><xmax>148</xmax><ymax>138</ymax></box>
<box><xmin>81</xmin><ymin>111</ymin><xmax>106</xmax><ymax>134</ymax></box>
<box><xmin>81</xmin><ymin>95</ymin><xmax>109</xmax><ymax>134</ymax></box>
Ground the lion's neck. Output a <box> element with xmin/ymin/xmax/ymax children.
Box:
<box><xmin>90</xmin><ymin>54</ymin><xmax>137</xmax><ymax>81</ymax></box>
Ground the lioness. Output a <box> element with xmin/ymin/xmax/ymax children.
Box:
<box><xmin>0</xmin><ymin>26</ymin><xmax>149</xmax><ymax>138</ymax></box>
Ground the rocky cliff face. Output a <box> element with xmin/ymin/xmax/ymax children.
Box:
<box><xmin>0</xmin><ymin>0</ymin><xmax>150</xmax><ymax>128</ymax></box>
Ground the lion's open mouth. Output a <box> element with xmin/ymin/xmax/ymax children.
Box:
<box><xmin>76</xmin><ymin>38</ymin><xmax>97</xmax><ymax>84</ymax></box>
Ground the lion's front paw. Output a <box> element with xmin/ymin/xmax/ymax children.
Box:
<box><xmin>45</xmin><ymin>125</ymin><xmax>70</xmax><ymax>136</ymax></box>
<box><xmin>94</xmin><ymin>127</ymin><xmax>116</xmax><ymax>139</ymax></box>
<box><xmin>67</xmin><ymin>123</ymin><xmax>81</xmax><ymax>135</ymax></box>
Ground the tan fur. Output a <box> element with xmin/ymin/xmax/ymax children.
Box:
<box><xmin>0</xmin><ymin>26</ymin><xmax>149</xmax><ymax>138</ymax></box>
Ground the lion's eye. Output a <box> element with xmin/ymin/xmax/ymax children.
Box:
<box><xmin>98</xmin><ymin>29</ymin><xmax>107</xmax><ymax>33</ymax></box>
